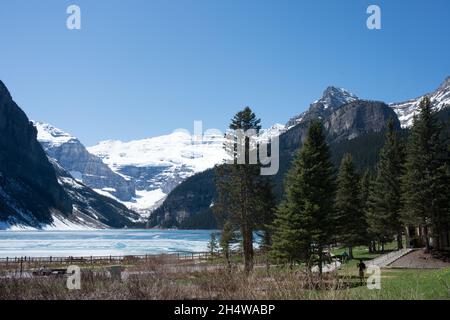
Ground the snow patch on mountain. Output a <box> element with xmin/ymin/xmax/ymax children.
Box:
<box><xmin>34</xmin><ymin>121</ymin><xmax>137</xmax><ymax>202</ymax></box>
<box><xmin>286</xmin><ymin>86</ymin><xmax>358</xmax><ymax>129</ymax></box>
<box><xmin>88</xmin><ymin>130</ymin><xmax>227</xmax><ymax>215</ymax></box>
<box><xmin>391</xmin><ymin>76</ymin><xmax>450</xmax><ymax>127</ymax></box>
<box><xmin>34</xmin><ymin>122</ymin><xmax>78</xmax><ymax>147</ymax></box>
<box><xmin>89</xmin><ymin>126</ymin><xmax>284</xmax><ymax>214</ymax></box>
<box><xmin>88</xmin><ymin>131</ymin><xmax>227</xmax><ymax>173</ymax></box>
<box><xmin>319</xmin><ymin>86</ymin><xmax>358</xmax><ymax>110</ymax></box>
<box><xmin>257</xmin><ymin>123</ymin><xmax>286</xmax><ymax>142</ymax></box>
<box><xmin>42</xmin><ymin>214</ymin><xmax>99</xmax><ymax>231</ymax></box>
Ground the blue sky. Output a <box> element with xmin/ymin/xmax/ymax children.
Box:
<box><xmin>1</xmin><ymin>0</ymin><xmax>449</xmax><ymax>146</ymax></box>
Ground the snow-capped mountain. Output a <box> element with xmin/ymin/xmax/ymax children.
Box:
<box><xmin>390</xmin><ymin>76</ymin><xmax>450</xmax><ymax>127</ymax></box>
<box><xmin>149</xmin><ymin>87</ymin><xmax>399</xmax><ymax>228</ymax></box>
<box><xmin>286</xmin><ymin>86</ymin><xmax>358</xmax><ymax>128</ymax></box>
<box><xmin>50</xmin><ymin>158</ymin><xmax>141</xmax><ymax>229</ymax></box>
<box><xmin>0</xmin><ymin>80</ymin><xmax>139</xmax><ymax>230</ymax></box>
<box><xmin>314</xmin><ymin>86</ymin><xmax>359</xmax><ymax>110</ymax></box>
<box><xmin>34</xmin><ymin>118</ymin><xmax>285</xmax><ymax>220</ymax></box>
<box><xmin>34</xmin><ymin>122</ymin><xmax>136</xmax><ymax>202</ymax></box>
<box><xmin>257</xmin><ymin>123</ymin><xmax>286</xmax><ymax>142</ymax></box>
<box><xmin>88</xmin><ymin>130</ymin><xmax>228</xmax><ymax>216</ymax></box>
<box><xmin>88</xmin><ymin>125</ymin><xmax>285</xmax><ymax>216</ymax></box>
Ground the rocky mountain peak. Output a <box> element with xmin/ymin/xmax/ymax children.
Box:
<box><xmin>317</xmin><ymin>86</ymin><xmax>358</xmax><ymax>110</ymax></box>
<box><xmin>286</xmin><ymin>86</ymin><xmax>358</xmax><ymax>128</ymax></box>
<box><xmin>437</xmin><ymin>75</ymin><xmax>450</xmax><ymax>91</ymax></box>
<box><xmin>34</xmin><ymin>121</ymin><xmax>137</xmax><ymax>203</ymax></box>
<box><xmin>0</xmin><ymin>80</ymin><xmax>12</xmax><ymax>101</ymax></box>
<box><xmin>1</xmin><ymin>80</ymin><xmax>73</xmax><ymax>226</ymax></box>
<box><xmin>34</xmin><ymin>122</ymin><xmax>78</xmax><ymax>147</ymax></box>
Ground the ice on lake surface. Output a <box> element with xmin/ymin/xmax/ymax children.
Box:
<box><xmin>0</xmin><ymin>229</ymin><xmax>218</xmax><ymax>258</ymax></box>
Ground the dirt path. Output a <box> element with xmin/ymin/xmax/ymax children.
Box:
<box><xmin>389</xmin><ymin>249</ymin><xmax>450</xmax><ymax>269</ymax></box>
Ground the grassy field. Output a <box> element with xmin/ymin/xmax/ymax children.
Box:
<box><xmin>1</xmin><ymin>249</ymin><xmax>449</xmax><ymax>300</ymax></box>
<box><xmin>1</xmin><ymin>241</ymin><xmax>448</xmax><ymax>300</ymax></box>
<box><xmin>327</xmin><ymin>243</ymin><xmax>450</xmax><ymax>299</ymax></box>
<box><xmin>338</xmin><ymin>267</ymin><xmax>450</xmax><ymax>300</ymax></box>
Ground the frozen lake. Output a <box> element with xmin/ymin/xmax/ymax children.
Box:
<box><xmin>0</xmin><ymin>229</ymin><xmax>218</xmax><ymax>258</ymax></box>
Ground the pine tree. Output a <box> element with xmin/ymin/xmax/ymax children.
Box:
<box><xmin>271</xmin><ymin>121</ymin><xmax>335</xmax><ymax>274</ymax></box>
<box><xmin>401</xmin><ymin>97</ymin><xmax>449</xmax><ymax>250</ymax></box>
<box><xmin>333</xmin><ymin>154</ymin><xmax>367</xmax><ymax>259</ymax></box>
<box><xmin>360</xmin><ymin>169</ymin><xmax>375</xmax><ymax>252</ymax></box>
<box><xmin>208</xmin><ymin>233</ymin><xmax>219</xmax><ymax>256</ymax></box>
<box><xmin>214</xmin><ymin>107</ymin><xmax>275</xmax><ymax>273</ymax></box>
<box><xmin>220</xmin><ymin>221</ymin><xmax>236</xmax><ymax>273</ymax></box>
<box><xmin>367</xmin><ymin>119</ymin><xmax>405</xmax><ymax>250</ymax></box>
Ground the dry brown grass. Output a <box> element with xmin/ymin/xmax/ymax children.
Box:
<box><xmin>0</xmin><ymin>259</ymin><xmax>354</xmax><ymax>300</ymax></box>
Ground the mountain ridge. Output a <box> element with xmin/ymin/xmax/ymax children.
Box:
<box><xmin>149</xmin><ymin>76</ymin><xmax>450</xmax><ymax>228</ymax></box>
<box><xmin>2</xmin><ymin>76</ymin><xmax>449</xmax><ymax>229</ymax></box>
<box><xmin>390</xmin><ymin>76</ymin><xmax>450</xmax><ymax>127</ymax></box>
<box><xmin>0</xmin><ymin>80</ymin><xmax>140</xmax><ymax>230</ymax></box>
<box><xmin>34</xmin><ymin>121</ymin><xmax>136</xmax><ymax>202</ymax></box>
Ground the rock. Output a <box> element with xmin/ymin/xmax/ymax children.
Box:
<box><xmin>34</xmin><ymin>122</ymin><xmax>136</xmax><ymax>201</ymax></box>
<box><xmin>0</xmin><ymin>80</ymin><xmax>72</xmax><ymax>226</ymax></box>
<box><xmin>324</xmin><ymin>100</ymin><xmax>401</xmax><ymax>143</ymax></box>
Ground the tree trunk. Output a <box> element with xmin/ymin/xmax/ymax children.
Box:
<box><xmin>242</xmin><ymin>226</ymin><xmax>254</xmax><ymax>274</ymax></box>
<box><xmin>424</xmin><ymin>225</ymin><xmax>431</xmax><ymax>252</ymax></box>
<box><xmin>381</xmin><ymin>242</ymin><xmax>385</xmax><ymax>253</ymax></box>
<box><xmin>318</xmin><ymin>247</ymin><xmax>323</xmax><ymax>276</ymax></box>
<box><xmin>433</xmin><ymin>226</ymin><xmax>441</xmax><ymax>251</ymax></box>
<box><xmin>225</xmin><ymin>250</ymin><xmax>232</xmax><ymax>274</ymax></box>
<box><xmin>348</xmin><ymin>246</ymin><xmax>353</xmax><ymax>259</ymax></box>
<box><xmin>435</xmin><ymin>235</ymin><xmax>441</xmax><ymax>251</ymax></box>
<box><xmin>369</xmin><ymin>241</ymin><xmax>376</xmax><ymax>253</ymax></box>
<box><xmin>405</xmin><ymin>227</ymin><xmax>410</xmax><ymax>249</ymax></box>
<box><xmin>397</xmin><ymin>229</ymin><xmax>403</xmax><ymax>250</ymax></box>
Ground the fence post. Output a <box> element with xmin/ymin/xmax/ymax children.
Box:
<box><xmin>20</xmin><ymin>257</ymin><xmax>23</xmax><ymax>277</ymax></box>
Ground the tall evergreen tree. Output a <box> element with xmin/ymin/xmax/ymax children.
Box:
<box><xmin>220</xmin><ymin>221</ymin><xmax>236</xmax><ymax>273</ymax></box>
<box><xmin>401</xmin><ymin>97</ymin><xmax>449</xmax><ymax>250</ymax></box>
<box><xmin>333</xmin><ymin>154</ymin><xmax>367</xmax><ymax>258</ymax></box>
<box><xmin>271</xmin><ymin>121</ymin><xmax>335</xmax><ymax>274</ymax></box>
<box><xmin>360</xmin><ymin>169</ymin><xmax>375</xmax><ymax>252</ymax></box>
<box><xmin>214</xmin><ymin>107</ymin><xmax>275</xmax><ymax>273</ymax></box>
<box><xmin>208</xmin><ymin>233</ymin><xmax>219</xmax><ymax>256</ymax></box>
<box><xmin>367</xmin><ymin>119</ymin><xmax>405</xmax><ymax>250</ymax></box>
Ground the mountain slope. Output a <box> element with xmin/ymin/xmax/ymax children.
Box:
<box><xmin>391</xmin><ymin>76</ymin><xmax>450</xmax><ymax>127</ymax></box>
<box><xmin>151</xmin><ymin>87</ymin><xmax>400</xmax><ymax>228</ymax></box>
<box><xmin>34</xmin><ymin>122</ymin><xmax>136</xmax><ymax>201</ymax></box>
<box><xmin>0</xmin><ymin>80</ymin><xmax>140</xmax><ymax>230</ymax></box>
<box><xmin>51</xmin><ymin>159</ymin><xmax>141</xmax><ymax>228</ymax></box>
<box><xmin>0</xmin><ymin>80</ymin><xmax>72</xmax><ymax>227</ymax></box>
<box><xmin>149</xmin><ymin>168</ymin><xmax>216</xmax><ymax>228</ymax></box>
<box><xmin>324</xmin><ymin>100</ymin><xmax>400</xmax><ymax>142</ymax></box>
<box><xmin>87</xmin><ymin>130</ymin><xmax>227</xmax><ymax>215</ymax></box>
<box><xmin>286</xmin><ymin>86</ymin><xmax>358</xmax><ymax>128</ymax></box>
<box><xmin>89</xmin><ymin>125</ymin><xmax>286</xmax><ymax>216</ymax></box>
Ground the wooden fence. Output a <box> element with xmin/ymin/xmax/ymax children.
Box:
<box><xmin>0</xmin><ymin>251</ymin><xmax>216</xmax><ymax>267</ymax></box>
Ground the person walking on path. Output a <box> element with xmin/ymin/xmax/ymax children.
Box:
<box><xmin>357</xmin><ymin>259</ymin><xmax>366</xmax><ymax>285</ymax></box>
